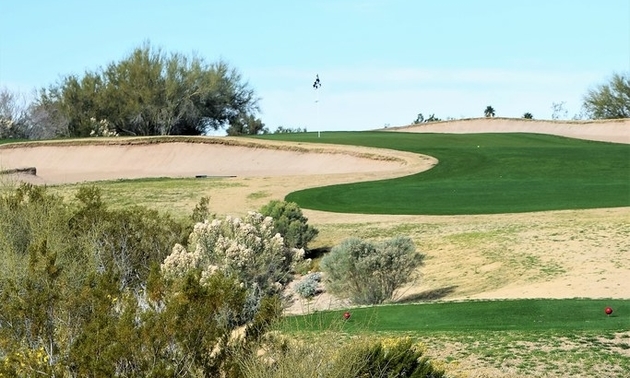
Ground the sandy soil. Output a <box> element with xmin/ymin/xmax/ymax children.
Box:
<box><xmin>383</xmin><ymin>117</ymin><xmax>630</xmax><ymax>144</ymax></box>
<box><xmin>1</xmin><ymin>119</ymin><xmax>628</xmax><ymax>313</ymax></box>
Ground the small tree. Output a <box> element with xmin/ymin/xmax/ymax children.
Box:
<box><xmin>320</xmin><ymin>236</ymin><xmax>424</xmax><ymax>305</ymax></box>
<box><xmin>551</xmin><ymin>101</ymin><xmax>569</xmax><ymax>120</ymax></box>
<box><xmin>0</xmin><ymin>88</ymin><xmax>30</xmax><ymax>139</ymax></box>
<box><xmin>259</xmin><ymin>200</ymin><xmax>318</xmax><ymax>251</ymax></box>
<box><xmin>484</xmin><ymin>106</ymin><xmax>495</xmax><ymax>118</ymax></box>
<box><xmin>582</xmin><ymin>72</ymin><xmax>630</xmax><ymax>119</ymax></box>
<box><xmin>522</xmin><ymin>112</ymin><xmax>533</xmax><ymax>119</ymax></box>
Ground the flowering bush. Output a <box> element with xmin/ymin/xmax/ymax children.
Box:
<box><xmin>162</xmin><ymin>211</ymin><xmax>304</xmax><ymax>299</ymax></box>
<box><xmin>88</xmin><ymin>117</ymin><xmax>118</xmax><ymax>137</ymax></box>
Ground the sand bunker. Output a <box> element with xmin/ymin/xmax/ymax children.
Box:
<box><xmin>0</xmin><ymin>138</ymin><xmax>429</xmax><ymax>185</ymax></box>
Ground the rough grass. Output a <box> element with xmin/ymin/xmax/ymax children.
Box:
<box><xmin>48</xmin><ymin>177</ymin><xmax>242</xmax><ymax>221</ymax></box>
<box><xmin>253</xmin><ymin>132</ymin><xmax>630</xmax><ymax>215</ymax></box>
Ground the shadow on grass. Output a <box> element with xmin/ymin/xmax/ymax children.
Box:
<box><xmin>396</xmin><ymin>285</ymin><xmax>458</xmax><ymax>303</ymax></box>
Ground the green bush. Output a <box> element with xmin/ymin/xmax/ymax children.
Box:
<box><xmin>239</xmin><ymin>335</ymin><xmax>445</xmax><ymax>378</ymax></box>
<box><xmin>259</xmin><ymin>200</ymin><xmax>318</xmax><ymax>250</ymax></box>
<box><xmin>320</xmin><ymin>236</ymin><xmax>424</xmax><ymax>305</ymax></box>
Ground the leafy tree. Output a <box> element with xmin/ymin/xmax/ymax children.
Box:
<box><xmin>36</xmin><ymin>42</ymin><xmax>260</xmax><ymax>137</ymax></box>
<box><xmin>582</xmin><ymin>72</ymin><xmax>630</xmax><ymax>119</ymax></box>
<box><xmin>484</xmin><ymin>106</ymin><xmax>495</xmax><ymax>118</ymax></box>
<box><xmin>226</xmin><ymin>113</ymin><xmax>268</xmax><ymax>135</ymax></box>
<box><xmin>259</xmin><ymin>200</ymin><xmax>319</xmax><ymax>250</ymax></box>
<box><xmin>522</xmin><ymin>112</ymin><xmax>533</xmax><ymax>119</ymax></box>
<box><xmin>320</xmin><ymin>236</ymin><xmax>424</xmax><ymax>305</ymax></box>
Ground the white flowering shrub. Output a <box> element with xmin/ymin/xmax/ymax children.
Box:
<box><xmin>161</xmin><ymin>211</ymin><xmax>304</xmax><ymax>297</ymax></box>
<box><xmin>88</xmin><ymin>117</ymin><xmax>118</xmax><ymax>137</ymax></box>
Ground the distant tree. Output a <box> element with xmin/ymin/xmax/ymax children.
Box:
<box><xmin>0</xmin><ymin>88</ymin><xmax>29</xmax><ymax>139</ymax></box>
<box><xmin>36</xmin><ymin>42</ymin><xmax>260</xmax><ymax>137</ymax></box>
<box><xmin>413</xmin><ymin>113</ymin><xmax>441</xmax><ymax>124</ymax></box>
<box><xmin>226</xmin><ymin>114</ymin><xmax>268</xmax><ymax>135</ymax></box>
<box><xmin>582</xmin><ymin>72</ymin><xmax>630</xmax><ymax>119</ymax></box>
<box><xmin>484</xmin><ymin>106</ymin><xmax>495</xmax><ymax>118</ymax></box>
<box><xmin>551</xmin><ymin>101</ymin><xmax>568</xmax><ymax>120</ymax></box>
<box><xmin>274</xmin><ymin>126</ymin><xmax>307</xmax><ymax>133</ymax></box>
<box><xmin>522</xmin><ymin>112</ymin><xmax>533</xmax><ymax>119</ymax></box>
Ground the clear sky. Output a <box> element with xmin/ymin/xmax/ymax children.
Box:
<box><xmin>1</xmin><ymin>0</ymin><xmax>629</xmax><ymax>133</ymax></box>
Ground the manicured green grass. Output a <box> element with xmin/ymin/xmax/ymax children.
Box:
<box><xmin>252</xmin><ymin>132</ymin><xmax>630</xmax><ymax>215</ymax></box>
<box><xmin>283</xmin><ymin>299</ymin><xmax>630</xmax><ymax>333</ymax></box>
<box><xmin>0</xmin><ymin>138</ymin><xmax>27</xmax><ymax>145</ymax></box>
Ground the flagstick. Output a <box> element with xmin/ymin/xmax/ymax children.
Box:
<box><xmin>313</xmin><ymin>74</ymin><xmax>321</xmax><ymax>138</ymax></box>
<box><xmin>316</xmin><ymin>85</ymin><xmax>320</xmax><ymax>138</ymax></box>
<box><xmin>317</xmin><ymin>95</ymin><xmax>320</xmax><ymax>138</ymax></box>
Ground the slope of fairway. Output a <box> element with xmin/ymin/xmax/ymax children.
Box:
<box><xmin>255</xmin><ymin>132</ymin><xmax>630</xmax><ymax>215</ymax></box>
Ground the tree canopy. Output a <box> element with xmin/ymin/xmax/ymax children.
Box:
<box><xmin>582</xmin><ymin>72</ymin><xmax>630</xmax><ymax>119</ymax></box>
<box><xmin>36</xmin><ymin>43</ymin><xmax>261</xmax><ymax>137</ymax></box>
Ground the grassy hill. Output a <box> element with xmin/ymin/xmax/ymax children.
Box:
<box><xmin>254</xmin><ymin>132</ymin><xmax>630</xmax><ymax>215</ymax></box>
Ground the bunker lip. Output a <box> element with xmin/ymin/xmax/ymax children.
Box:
<box><xmin>382</xmin><ymin>117</ymin><xmax>630</xmax><ymax>144</ymax></box>
<box><xmin>0</xmin><ymin>136</ymin><xmax>433</xmax><ymax>185</ymax></box>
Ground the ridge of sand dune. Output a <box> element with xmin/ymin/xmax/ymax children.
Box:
<box><xmin>384</xmin><ymin>117</ymin><xmax>630</xmax><ymax>144</ymax></box>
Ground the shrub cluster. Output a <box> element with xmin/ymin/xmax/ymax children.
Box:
<box><xmin>0</xmin><ymin>185</ymin><xmax>445</xmax><ymax>376</ymax></box>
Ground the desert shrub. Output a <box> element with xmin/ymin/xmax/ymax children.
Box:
<box><xmin>259</xmin><ymin>200</ymin><xmax>318</xmax><ymax>250</ymax></box>
<box><xmin>320</xmin><ymin>236</ymin><xmax>424</xmax><ymax>305</ymax></box>
<box><xmin>191</xmin><ymin>195</ymin><xmax>212</xmax><ymax>222</ymax></box>
<box><xmin>70</xmin><ymin>185</ymin><xmax>189</xmax><ymax>291</ymax></box>
<box><xmin>294</xmin><ymin>272</ymin><xmax>322</xmax><ymax>299</ymax></box>
<box><xmin>0</xmin><ymin>183</ymin><xmax>285</xmax><ymax>376</ymax></box>
<box><xmin>240</xmin><ymin>335</ymin><xmax>445</xmax><ymax>378</ymax></box>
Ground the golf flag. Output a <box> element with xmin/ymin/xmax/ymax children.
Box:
<box><xmin>313</xmin><ymin>74</ymin><xmax>321</xmax><ymax>89</ymax></box>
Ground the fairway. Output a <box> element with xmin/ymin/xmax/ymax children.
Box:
<box><xmin>283</xmin><ymin>299</ymin><xmax>630</xmax><ymax>333</ymax></box>
<box><xmin>254</xmin><ymin>132</ymin><xmax>630</xmax><ymax>215</ymax></box>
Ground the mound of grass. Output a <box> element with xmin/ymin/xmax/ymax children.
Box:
<box><xmin>283</xmin><ymin>299</ymin><xmax>630</xmax><ymax>333</ymax></box>
<box><xmin>254</xmin><ymin>132</ymin><xmax>630</xmax><ymax>215</ymax></box>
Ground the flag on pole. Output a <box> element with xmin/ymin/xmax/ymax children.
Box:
<box><xmin>313</xmin><ymin>74</ymin><xmax>321</xmax><ymax>89</ymax></box>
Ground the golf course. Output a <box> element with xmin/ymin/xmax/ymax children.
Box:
<box><xmin>1</xmin><ymin>117</ymin><xmax>628</xmax><ymax>377</ymax></box>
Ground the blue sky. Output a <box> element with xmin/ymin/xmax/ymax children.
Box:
<box><xmin>1</xmin><ymin>0</ymin><xmax>628</xmax><ymax>133</ymax></box>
